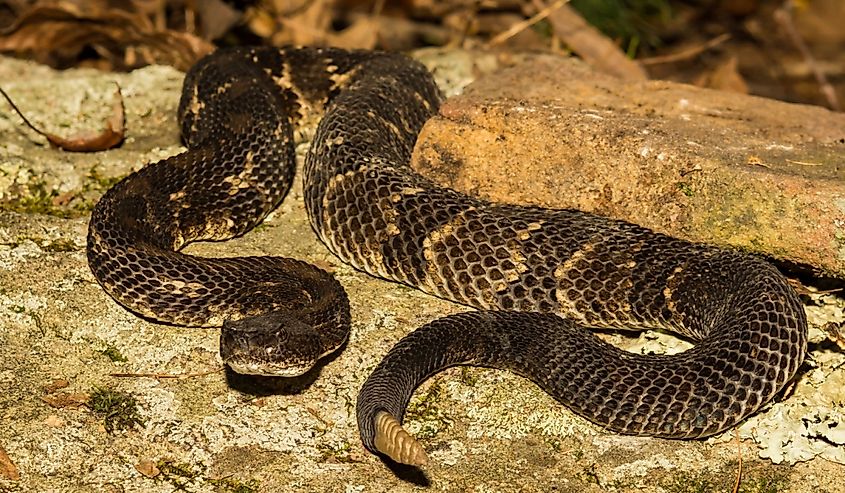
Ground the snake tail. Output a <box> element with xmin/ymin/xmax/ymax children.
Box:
<box><xmin>358</xmin><ymin>254</ymin><xmax>806</xmax><ymax>465</ymax></box>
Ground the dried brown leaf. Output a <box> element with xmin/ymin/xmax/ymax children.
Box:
<box><xmin>346</xmin><ymin>13</ymin><xmax>453</xmax><ymax>50</ymax></box>
<box><xmin>134</xmin><ymin>459</ymin><xmax>160</xmax><ymax>478</ymax></box>
<box><xmin>41</xmin><ymin>391</ymin><xmax>90</xmax><ymax>408</ymax></box>
<box><xmin>195</xmin><ymin>0</ymin><xmax>241</xmax><ymax>40</ymax></box>
<box><xmin>0</xmin><ymin>0</ymin><xmax>214</xmax><ymax>70</ymax></box>
<box><xmin>328</xmin><ymin>16</ymin><xmax>379</xmax><ymax>49</ymax></box>
<box><xmin>272</xmin><ymin>0</ymin><xmax>332</xmax><ymax>46</ymax></box>
<box><xmin>245</xmin><ymin>6</ymin><xmax>277</xmax><ymax>38</ymax></box>
<box><xmin>271</xmin><ymin>0</ymin><xmax>313</xmax><ymax>17</ymax></box>
<box><xmin>43</xmin><ymin>378</ymin><xmax>70</xmax><ymax>393</ymax></box>
<box><xmin>0</xmin><ymin>83</ymin><xmax>125</xmax><ymax>152</ymax></box>
<box><xmin>696</xmin><ymin>55</ymin><xmax>749</xmax><ymax>94</ymax></box>
<box><xmin>403</xmin><ymin>0</ymin><xmax>523</xmax><ymax>18</ymax></box>
<box><xmin>0</xmin><ymin>444</ymin><xmax>19</xmax><ymax>481</ymax></box>
<box><xmin>50</xmin><ymin>83</ymin><xmax>125</xmax><ymax>151</ymax></box>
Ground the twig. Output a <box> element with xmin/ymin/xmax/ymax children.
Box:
<box><xmin>773</xmin><ymin>2</ymin><xmax>840</xmax><ymax>111</ymax></box>
<box><xmin>487</xmin><ymin>0</ymin><xmax>569</xmax><ymax>46</ymax></box>
<box><xmin>1</xmin><ymin>83</ymin><xmax>125</xmax><ymax>151</ymax></box>
<box><xmin>0</xmin><ymin>86</ymin><xmax>50</xmax><ymax>139</ymax></box>
<box><xmin>787</xmin><ymin>277</ymin><xmax>843</xmax><ymax>296</ymax></box>
<box><xmin>537</xmin><ymin>1</ymin><xmax>647</xmax><ymax>80</ymax></box>
<box><xmin>306</xmin><ymin>406</ymin><xmax>335</xmax><ymax>427</ymax></box>
<box><xmin>109</xmin><ymin>369</ymin><xmax>222</xmax><ymax>380</ymax></box>
<box><xmin>639</xmin><ymin>33</ymin><xmax>732</xmax><ymax>65</ymax></box>
<box><xmin>732</xmin><ymin>428</ymin><xmax>743</xmax><ymax>493</ymax></box>
<box><xmin>785</xmin><ymin>158</ymin><xmax>822</xmax><ymax>166</ymax></box>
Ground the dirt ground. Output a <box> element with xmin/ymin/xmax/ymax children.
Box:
<box><xmin>0</xmin><ymin>48</ymin><xmax>844</xmax><ymax>493</ymax></box>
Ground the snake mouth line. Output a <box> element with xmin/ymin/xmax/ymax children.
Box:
<box><xmin>224</xmin><ymin>360</ymin><xmax>315</xmax><ymax>377</ymax></box>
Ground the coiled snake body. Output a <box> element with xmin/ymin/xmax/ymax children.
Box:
<box><xmin>87</xmin><ymin>47</ymin><xmax>808</xmax><ymax>466</ymax></box>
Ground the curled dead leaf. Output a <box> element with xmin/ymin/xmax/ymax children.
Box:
<box><xmin>0</xmin><ymin>0</ymin><xmax>214</xmax><ymax>71</ymax></box>
<box><xmin>0</xmin><ymin>83</ymin><xmax>125</xmax><ymax>152</ymax></box>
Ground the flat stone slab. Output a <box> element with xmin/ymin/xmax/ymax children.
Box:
<box><xmin>414</xmin><ymin>54</ymin><xmax>845</xmax><ymax>278</ymax></box>
<box><xmin>1</xmin><ymin>50</ymin><xmax>844</xmax><ymax>492</ymax></box>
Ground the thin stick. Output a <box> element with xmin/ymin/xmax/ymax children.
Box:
<box><xmin>0</xmin><ymin>86</ymin><xmax>50</xmax><ymax>139</ymax></box>
<box><xmin>488</xmin><ymin>0</ymin><xmax>569</xmax><ymax>46</ymax></box>
<box><xmin>785</xmin><ymin>159</ymin><xmax>822</xmax><ymax>166</ymax></box>
<box><xmin>109</xmin><ymin>369</ymin><xmax>222</xmax><ymax>380</ymax></box>
<box><xmin>773</xmin><ymin>2</ymin><xmax>840</xmax><ymax>111</ymax></box>
<box><xmin>731</xmin><ymin>428</ymin><xmax>743</xmax><ymax>493</ymax></box>
<box><xmin>639</xmin><ymin>33</ymin><xmax>732</xmax><ymax>65</ymax></box>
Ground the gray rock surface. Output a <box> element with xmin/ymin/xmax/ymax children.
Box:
<box><xmin>1</xmin><ymin>49</ymin><xmax>844</xmax><ymax>492</ymax></box>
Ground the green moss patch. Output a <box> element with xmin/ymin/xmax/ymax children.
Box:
<box><xmin>88</xmin><ymin>386</ymin><xmax>144</xmax><ymax>433</ymax></box>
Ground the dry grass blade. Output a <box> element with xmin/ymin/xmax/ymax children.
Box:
<box><xmin>109</xmin><ymin>369</ymin><xmax>222</xmax><ymax>379</ymax></box>
<box><xmin>732</xmin><ymin>428</ymin><xmax>743</xmax><ymax>493</ymax></box>
<box><xmin>488</xmin><ymin>0</ymin><xmax>568</xmax><ymax>46</ymax></box>
<box><xmin>40</xmin><ymin>392</ymin><xmax>90</xmax><ymax>408</ymax></box>
<box><xmin>640</xmin><ymin>33</ymin><xmax>732</xmax><ymax>65</ymax></box>
<box><xmin>773</xmin><ymin>3</ymin><xmax>841</xmax><ymax>111</ymax></box>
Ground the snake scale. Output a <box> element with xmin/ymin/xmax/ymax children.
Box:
<box><xmin>87</xmin><ymin>46</ymin><xmax>808</xmax><ymax>466</ymax></box>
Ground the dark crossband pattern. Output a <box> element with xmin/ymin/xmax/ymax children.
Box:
<box><xmin>86</xmin><ymin>47</ymin><xmax>808</xmax><ymax>467</ymax></box>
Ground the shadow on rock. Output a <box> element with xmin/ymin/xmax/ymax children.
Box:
<box><xmin>383</xmin><ymin>458</ymin><xmax>431</xmax><ymax>487</ymax></box>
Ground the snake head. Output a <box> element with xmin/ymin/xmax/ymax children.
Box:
<box><xmin>220</xmin><ymin>312</ymin><xmax>322</xmax><ymax>377</ymax></box>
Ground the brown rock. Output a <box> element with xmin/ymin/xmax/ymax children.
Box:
<box><xmin>413</xmin><ymin>55</ymin><xmax>845</xmax><ymax>277</ymax></box>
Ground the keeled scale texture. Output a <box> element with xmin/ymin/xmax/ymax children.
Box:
<box><xmin>86</xmin><ymin>47</ymin><xmax>808</xmax><ymax>454</ymax></box>
<box><xmin>87</xmin><ymin>47</ymin><xmax>353</xmax><ymax>372</ymax></box>
<box><xmin>301</xmin><ymin>51</ymin><xmax>807</xmax><ymax>447</ymax></box>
